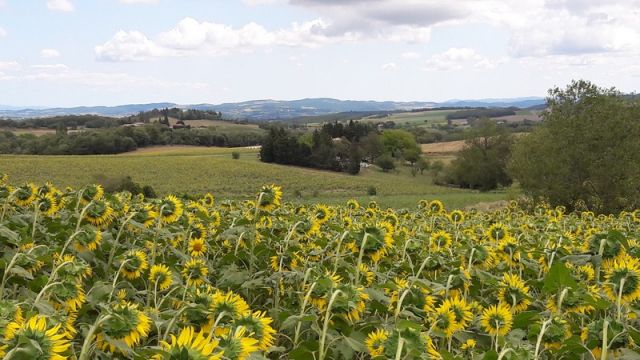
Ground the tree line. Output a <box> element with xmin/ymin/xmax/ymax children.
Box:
<box><xmin>0</xmin><ymin>124</ymin><xmax>264</xmax><ymax>155</ymax></box>
<box><xmin>260</xmin><ymin>120</ymin><xmax>422</xmax><ymax>175</ymax></box>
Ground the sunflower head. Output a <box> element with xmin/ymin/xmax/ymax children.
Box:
<box><xmin>233</xmin><ymin>311</ymin><xmax>276</xmax><ymax>351</ymax></box>
<box><xmin>182</xmin><ymin>258</ymin><xmax>209</xmax><ymax>287</ymax></box>
<box><xmin>365</xmin><ymin>329</ymin><xmax>389</xmax><ymax>357</ymax></box>
<box><xmin>37</xmin><ymin>193</ymin><xmax>60</xmax><ymax>217</ymax></box>
<box><xmin>13</xmin><ymin>183</ymin><xmax>38</xmax><ymax>207</ymax></box>
<box><xmin>150</xmin><ymin>264</ymin><xmax>174</xmax><ymax>291</ymax></box>
<box><xmin>257</xmin><ymin>184</ymin><xmax>282</xmax><ymax>212</ymax></box>
<box><xmin>218</xmin><ymin>327</ymin><xmax>259</xmax><ymax>360</ymax></box>
<box><xmin>604</xmin><ymin>253</ymin><xmax>640</xmax><ymax>303</ymax></box>
<box><xmin>84</xmin><ymin>200</ymin><xmax>115</xmax><ymax>227</ymax></box>
<box><xmin>160</xmin><ymin>195</ymin><xmax>184</xmax><ymax>224</ymax></box>
<box><xmin>81</xmin><ymin>184</ymin><xmax>104</xmax><ymax>203</ymax></box>
<box><xmin>1</xmin><ymin>315</ymin><xmax>70</xmax><ymax>360</ymax></box>
<box><xmin>98</xmin><ymin>302</ymin><xmax>151</xmax><ymax>354</ymax></box>
<box><xmin>480</xmin><ymin>304</ymin><xmax>513</xmax><ymax>336</ymax></box>
<box><xmin>74</xmin><ymin>226</ymin><xmax>103</xmax><ymax>252</ymax></box>
<box><xmin>161</xmin><ymin>327</ymin><xmax>223</xmax><ymax>360</ymax></box>
<box><xmin>121</xmin><ymin>250</ymin><xmax>149</xmax><ymax>280</ymax></box>
<box><xmin>497</xmin><ymin>273</ymin><xmax>531</xmax><ymax>313</ymax></box>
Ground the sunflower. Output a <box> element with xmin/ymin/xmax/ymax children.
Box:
<box><xmin>51</xmin><ymin>282</ymin><xmax>86</xmax><ymax>312</ymax></box>
<box><xmin>13</xmin><ymin>183</ymin><xmax>38</xmax><ymax>207</ymax></box>
<box><xmin>430</xmin><ymin>230</ymin><xmax>452</xmax><ymax>253</ymax></box>
<box><xmin>83</xmin><ymin>200</ymin><xmax>114</xmax><ymax>227</ymax></box>
<box><xmin>497</xmin><ymin>273</ymin><xmax>531</xmax><ymax>313</ymax></box>
<box><xmin>37</xmin><ymin>193</ymin><xmax>60</xmax><ymax>217</ymax></box>
<box><xmin>256</xmin><ymin>184</ymin><xmax>282</xmax><ymax>212</ymax></box>
<box><xmin>97</xmin><ymin>302</ymin><xmax>151</xmax><ymax>353</ymax></box>
<box><xmin>461</xmin><ymin>339</ymin><xmax>476</xmax><ymax>351</ymax></box>
<box><xmin>160</xmin><ymin>327</ymin><xmax>223</xmax><ymax>360</ymax></box>
<box><xmin>603</xmin><ymin>253</ymin><xmax>640</xmax><ymax>303</ymax></box>
<box><xmin>74</xmin><ymin>226</ymin><xmax>102</xmax><ymax>252</ymax></box>
<box><xmin>201</xmin><ymin>193</ymin><xmax>216</xmax><ymax>208</ymax></box>
<box><xmin>0</xmin><ymin>301</ymin><xmax>23</xmax><ymax>338</ymax></box>
<box><xmin>312</xmin><ymin>204</ymin><xmax>332</xmax><ymax>225</ymax></box>
<box><xmin>357</xmin><ymin>263</ymin><xmax>375</xmax><ymax>285</ymax></box>
<box><xmin>0</xmin><ymin>184</ymin><xmax>13</xmax><ymax>200</ymax></box>
<box><xmin>360</xmin><ymin>222</ymin><xmax>394</xmax><ymax>263</ymax></box>
<box><xmin>80</xmin><ymin>184</ymin><xmax>104</xmax><ymax>204</ymax></box>
<box><xmin>494</xmin><ymin>236</ymin><xmax>521</xmax><ymax>266</ymax></box>
<box><xmin>365</xmin><ymin>328</ymin><xmax>388</xmax><ymax>357</ymax></box>
<box><xmin>440</xmin><ymin>296</ymin><xmax>473</xmax><ymax>331</ymax></box>
<box><xmin>133</xmin><ymin>204</ymin><xmax>158</xmax><ymax>228</ymax></box>
<box><xmin>429</xmin><ymin>305</ymin><xmax>458</xmax><ymax>337</ymax></box>
<box><xmin>121</xmin><ymin>250</ymin><xmax>149</xmax><ymax>280</ymax></box>
<box><xmin>448</xmin><ymin>210</ymin><xmax>465</xmax><ymax>224</ymax></box>
<box><xmin>480</xmin><ymin>304</ymin><xmax>513</xmax><ymax>336</ymax></box>
<box><xmin>150</xmin><ymin>264</ymin><xmax>173</xmax><ymax>291</ymax></box>
<box><xmin>233</xmin><ymin>311</ymin><xmax>276</xmax><ymax>351</ymax></box>
<box><xmin>182</xmin><ymin>258</ymin><xmax>209</xmax><ymax>286</ymax></box>
<box><xmin>159</xmin><ymin>195</ymin><xmax>184</xmax><ymax>224</ymax></box>
<box><xmin>1</xmin><ymin>315</ymin><xmax>70</xmax><ymax>360</ymax></box>
<box><xmin>189</xmin><ymin>238</ymin><xmax>208</xmax><ymax>257</ymax></box>
<box><xmin>428</xmin><ymin>200</ymin><xmax>444</xmax><ymax>214</ymax></box>
<box><xmin>210</xmin><ymin>291</ymin><xmax>251</xmax><ymax>325</ymax></box>
<box><xmin>346</xmin><ymin>199</ymin><xmax>360</xmax><ymax>210</ymax></box>
<box><xmin>487</xmin><ymin>223</ymin><xmax>509</xmax><ymax>242</ymax></box>
<box><xmin>219</xmin><ymin>327</ymin><xmax>259</xmax><ymax>360</ymax></box>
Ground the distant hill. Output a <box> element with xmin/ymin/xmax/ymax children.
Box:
<box><xmin>0</xmin><ymin>97</ymin><xmax>547</xmax><ymax>120</ymax></box>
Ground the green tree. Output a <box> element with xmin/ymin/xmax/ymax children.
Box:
<box><xmin>381</xmin><ymin>129</ymin><xmax>420</xmax><ymax>159</ymax></box>
<box><xmin>446</xmin><ymin>118</ymin><xmax>513</xmax><ymax>191</ymax></box>
<box><xmin>509</xmin><ymin>80</ymin><xmax>640</xmax><ymax>213</ymax></box>
<box><xmin>375</xmin><ymin>154</ymin><xmax>396</xmax><ymax>172</ymax></box>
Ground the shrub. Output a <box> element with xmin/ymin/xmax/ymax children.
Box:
<box><xmin>367</xmin><ymin>186</ymin><xmax>377</xmax><ymax>196</ymax></box>
<box><xmin>232</xmin><ymin>151</ymin><xmax>240</xmax><ymax>159</ymax></box>
<box><xmin>375</xmin><ymin>154</ymin><xmax>396</xmax><ymax>172</ymax></box>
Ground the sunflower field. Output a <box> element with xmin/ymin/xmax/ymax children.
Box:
<box><xmin>0</xmin><ymin>175</ymin><xmax>640</xmax><ymax>359</ymax></box>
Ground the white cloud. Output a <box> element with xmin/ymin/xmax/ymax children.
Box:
<box><xmin>0</xmin><ymin>27</ymin><xmax>6</xmax><ymax>38</ymax></box>
<box><xmin>288</xmin><ymin>0</ymin><xmax>640</xmax><ymax>59</ymax></box>
<box><xmin>41</xmin><ymin>48</ymin><xmax>61</xmax><ymax>58</ymax></box>
<box><xmin>422</xmin><ymin>48</ymin><xmax>502</xmax><ymax>71</ymax></box>
<box><xmin>0</xmin><ymin>61</ymin><xmax>20</xmax><ymax>71</ymax></box>
<box><xmin>381</xmin><ymin>62</ymin><xmax>397</xmax><ymax>70</ymax></box>
<box><xmin>96</xmin><ymin>17</ymin><xmax>359</xmax><ymax>61</ymax></box>
<box><xmin>47</xmin><ymin>0</ymin><xmax>75</xmax><ymax>12</ymax></box>
<box><xmin>95</xmin><ymin>30</ymin><xmax>170</xmax><ymax>61</ymax></box>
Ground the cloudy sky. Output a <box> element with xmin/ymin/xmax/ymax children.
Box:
<box><xmin>0</xmin><ymin>0</ymin><xmax>638</xmax><ymax>107</ymax></box>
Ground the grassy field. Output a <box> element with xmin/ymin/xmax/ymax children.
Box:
<box><xmin>0</xmin><ymin>146</ymin><xmax>507</xmax><ymax>209</ymax></box>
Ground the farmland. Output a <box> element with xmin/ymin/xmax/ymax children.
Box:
<box><xmin>0</xmin><ymin>179</ymin><xmax>637</xmax><ymax>359</ymax></box>
<box><xmin>0</xmin><ymin>146</ymin><xmax>506</xmax><ymax>209</ymax></box>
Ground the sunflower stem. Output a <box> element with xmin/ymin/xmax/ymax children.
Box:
<box><xmin>394</xmin><ymin>336</ymin><xmax>404</xmax><ymax>360</ymax></box>
<box><xmin>106</xmin><ymin>212</ymin><xmax>137</xmax><ymax>271</ymax></box>
<box><xmin>394</xmin><ymin>289</ymin><xmax>411</xmax><ymax>320</ymax></box>
<box><xmin>534</xmin><ymin>318</ymin><xmax>553</xmax><ymax>359</ymax></box>
<box><xmin>319</xmin><ymin>289</ymin><xmax>343</xmax><ymax>360</ymax></box>
<box><xmin>294</xmin><ymin>281</ymin><xmax>317</xmax><ymax>347</ymax></box>
<box><xmin>108</xmin><ymin>259</ymin><xmax>130</xmax><ymax>303</ymax></box>
<box><xmin>31</xmin><ymin>281</ymin><xmax>64</xmax><ymax>312</ymax></box>
<box><xmin>601</xmin><ymin>319</ymin><xmax>609</xmax><ymax>360</ymax></box>
<box><xmin>616</xmin><ymin>277</ymin><xmax>626</xmax><ymax>322</ymax></box>
<box><xmin>78</xmin><ymin>314</ymin><xmax>113</xmax><ymax>360</ymax></box>
<box><xmin>355</xmin><ymin>234</ymin><xmax>369</xmax><ymax>286</ymax></box>
<box><xmin>332</xmin><ymin>231</ymin><xmax>349</xmax><ymax>274</ymax></box>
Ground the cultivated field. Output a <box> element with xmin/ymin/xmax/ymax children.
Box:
<box><xmin>0</xmin><ymin>146</ymin><xmax>506</xmax><ymax>209</ymax></box>
<box><xmin>0</xmin><ymin>180</ymin><xmax>636</xmax><ymax>359</ymax></box>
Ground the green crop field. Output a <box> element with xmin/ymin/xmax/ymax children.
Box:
<box><xmin>0</xmin><ymin>146</ymin><xmax>507</xmax><ymax>209</ymax></box>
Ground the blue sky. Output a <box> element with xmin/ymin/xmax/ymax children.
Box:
<box><xmin>0</xmin><ymin>0</ymin><xmax>638</xmax><ymax>107</ymax></box>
